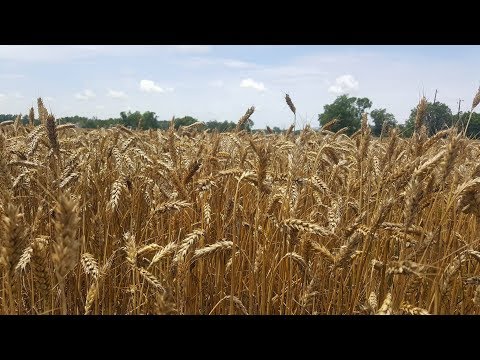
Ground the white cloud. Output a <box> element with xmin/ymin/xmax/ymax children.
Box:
<box><xmin>75</xmin><ymin>89</ymin><xmax>95</xmax><ymax>100</ymax></box>
<box><xmin>240</xmin><ymin>78</ymin><xmax>266</xmax><ymax>91</ymax></box>
<box><xmin>2</xmin><ymin>46</ymin><xmax>480</xmax><ymax>129</ymax></box>
<box><xmin>11</xmin><ymin>92</ymin><xmax>23</xmax><ymax>99</ymax></box>
<box><xmin>171</xmin><ymin>45</ymin><xmax>211</xmax><ymax>54</ymax></box>
<box><xmin>0</xmin><ymin>45</ymin><xmax>158</xmax><ymax>63</ymax></box>
<box><xmin>180</xmin><ymin>56</ymin><xmax>257</xmax><ymax>69</ymax></box>
<box><xmin>75</xmin><ymin>45</ymin><xmax>101</xmax><ymax>51</ymax></box>
<box><xmin>140</xmin><ymin>79</ymin><xmax>164</xmax><ymax>93</ymax></box>
<box><xmin>107</xmin><ymin>89</ymin><xmax>128</xmax><ymax>99</ymax></box>
<box><xmin>224</xmin><ymin>59</ymin><xmax>255</xmax><ymax>68</ymax></box>
<box><xmin>209</xmin><ymin>80</ymin><xmax>224</xmax><ymax>88</ymax></box>
<box><xmin>0</xmin><ymin>92</ymin><xmax>24</xmax><ymax>100</ymax></box>
<box><xmin>256</xmin><ymin>65</ymin><xmax>328</xmax><ymax>85</ymax></box>
<box><xmin>328</xmin><ymin>74</ymin><xmax>359</xmax><ymax>94</ymax></box>
<box><xmin>0</xmin><ymin>45</ymin><xmax>96</xmax><ymax>63</ymax></box>
<box><xmin>0</xmin><ymin>73</ymin><xmax>25</xmax><ymax>79</ymax></box>
<box><xmin>165</xmin><ymin>87</ymin><xmax>174</xmax><ymax>92</ymax></box>
<box><xmin>96</xmin><ymin>105</ymin><xmax>105</xmax><ymax>109</ymax></box>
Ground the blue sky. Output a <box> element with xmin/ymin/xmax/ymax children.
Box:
<box><xmin>0</xmin><ymin>45</ymin><xmax>479</xmax><ymax>128</ymax></box>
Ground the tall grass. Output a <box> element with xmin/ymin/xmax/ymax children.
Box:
<box><xmin>1</xmin><ymin>99</ymin><xmax>480</xmax><ymax>314</ymax></box>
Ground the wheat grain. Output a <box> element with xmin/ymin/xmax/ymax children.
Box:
<box><xmin>190</xmin><ymin>240</ymin><xmax>233</xmax><ymax>263</ymax></box>
<box><xmin>376</xmin><ymin>293</ymin><xmax>392</xmax><ymax>315</ymax></box>
<box><xmin>400</xmin><ymin>302</ymin><xmax>429</xmax><ymax>315</ymax></box>
<box><xmin>173</xmin><ymin>229</ymin><xmax>204</xmax><ymax>264</ymax></box>
<box><xmin>285</xmin><ymin>94</ymin><xmax>296</xmax><ymax>115</ymax></box>
<box><xmin>149</xmin><ymin>242</ymin><xmax>177</xmax><ymax>269</ymax></box>
<box><xmin>368</xmin><ymin>292</ymin><xmax>378</xmax><ymax>312</ymax></box>
<box><xmin>155</xmin><ymin>200</ymin><xmax>191</xmax><ymax>214</ymax></box>
<box><xmin>81</xmin><ymin>253</ymin><xmax>99</xmax><ymax>279</ymax></box>
<box><xmin>283</xmin><ymin>219</ymin><xmax>331</xmax><ymax>237</ymax></box>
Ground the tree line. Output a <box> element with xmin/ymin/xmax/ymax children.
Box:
<box><xmin>1</xmin><ymin>93</ymin><xmax>480</xmax><ymax>137</ymax></box>
<box><xmin>318</xmin><ymin>94</ymin><xmax>480</xmax><ymax>138</ymax></box>
<box><xmin>0</xmin><ymin>112</ymin><xmax>254</xmax><ymax>132</ymax></box>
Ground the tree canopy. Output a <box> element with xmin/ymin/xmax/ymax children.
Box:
<box><xmin>370</xmin><ymin>108</ymin><xmax>397</xmax><ymax>136</ymax></box>
<box><xmin>458</xmin><ymin>111</ymin><xmax>480</xmax><ymax>138</ymax></box>
<box><xmin>404</xmin><ymin>101</ymin><xmax>453</xmax><ymax>137</ymax></box>
<box><xmin>318</xmin><ymin>94</ymin><xmax>373</xmax><ymax>135</ymax></box>
<box><xmin>0</xmin><ymin>111</ymin><xmax>252</xmax><ymax>133</ymax></box>
<box><xmin>3</xmin><ymin>97</ymin><xmax>480</xmax><ymax>138</ymax></box>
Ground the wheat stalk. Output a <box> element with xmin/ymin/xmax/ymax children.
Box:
<box><xmin>236</xmin><ymin>106</ymin><xmax>255</xmax><ymax>132</ymax></box>
<box><xmin>190</xmin><ymin>240</ymin><xmax>233</xmax><ymax>263</ymax></box>
<box><xmin>283</xmin><ymin>219</ymin><xmax>331</xmax><ymax>237</ymax></box>
<box><xmin>173</xmin><ymin>229</ymin><xmax>204</xmax><ymax>264</ymax></box>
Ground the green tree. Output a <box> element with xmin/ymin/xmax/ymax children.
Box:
<box><xmin>404</xmin><ymin>101</ymin><xmax>453</xmax><ymax>137</ymax></box>
<box><xmin>174</xmin><ymin>116</ymin><xmax>198</xmax><ymax>129</ymax></box>
<box><xmin>459</xmin><ymin>111</ymin><xmax>480</xmax><ymax>138</ymax></box>
<box><xmin>59</xmin><ymin>115</ymin><xmax>97</xmax><ymax>128</ymax></box>
<box><xmin>370</xmin><ymin>108</ymin><xmax>397</xmax><ymax>136</ymax></box>
<box><xmin>318</xmin><ymin>94</ymin><xmax>373</xmax><ymax>135</ymax></box>
<box><xmin>0</xmin><ymin>114</ymin><xmax>15</xmax><ymax>122</ymax></box>
<box><xmin>0</xmin><ymin>112</ymin><xmax>248</xmax><ymax>132</ymax></box>
<box><xmin>141</xmin><ymin>111</ymin><xmax>159</xmax><ymax>129</ymax></box>
<box><xmin>397</xmin><ymin>123</ymin><xmax>406</xmax><ymax>136</ymax></box>
<box><xmin>157</xmin><ymin>120</ymin><xmax>170</xmax><ymax>130</ymax></box>
<box><xmin>240</xmin><ymin>118</ymin><xmax>254</xmax><ymax>132</ymax></box>
<box><xmin>205</xmin><ymin>120</ymin><xmax>236</xmax><ymax>132</ymax></box>
<box><xmin>119</xmin><ymin>111</ymin><xmax>142</xmax><ymax>128</ymax></box>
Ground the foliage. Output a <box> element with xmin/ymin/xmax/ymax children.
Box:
<box><xmin>318</xmin><ymin>94</ymin><xmax>373</xmax><ymax>135</ymax></box>
<box><xmin>404</xmin><ymin>101</ymin><xmax>453</xmax><ymax>137</ymax></box>
<box><xmin>370</xmin><ymin>108</ymin><xmax>397</xmax><ymax>136</ymax></box>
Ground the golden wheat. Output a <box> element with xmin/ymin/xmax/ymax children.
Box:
<box><xmin>1</xmin><ymin>99</ymin><xmax>480</xmax><ymax>315</ymax></box>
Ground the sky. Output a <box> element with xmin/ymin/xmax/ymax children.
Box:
<box><xmin>0</xmin><ymin>45</ymin><xmax>479</xmax><ymax>129</ymax></box>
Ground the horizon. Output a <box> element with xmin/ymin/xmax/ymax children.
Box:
<box><xmin>1</xmin><ymin>45</ymin><xmax>479</xmax><ymax>128</ymax></box>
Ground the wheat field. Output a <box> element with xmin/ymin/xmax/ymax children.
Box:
<box><xmin>1</xmin><ymin>98</ymin><xmax>480</xmax><ymax>315</ymax></box>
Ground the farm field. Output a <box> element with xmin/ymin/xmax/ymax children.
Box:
<box><xmin>1</xmin><ymin>100</ymin><xmax>480</xmax><ymax>315</ymax></box>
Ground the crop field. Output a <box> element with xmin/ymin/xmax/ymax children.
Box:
<box><xmin>1</xmin><ymin>98</ymin><xmax>480</xmax><ymax>315</ymax></box>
